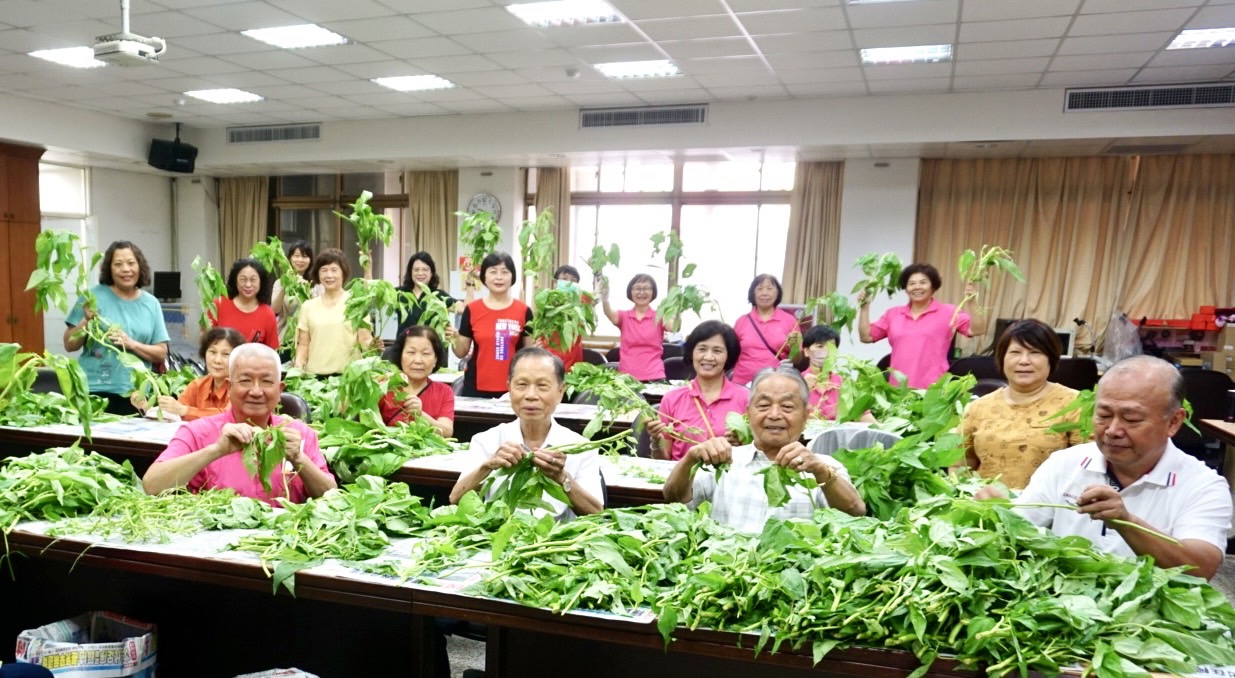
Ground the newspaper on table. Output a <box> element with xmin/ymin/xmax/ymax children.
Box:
<box><xmin>15</xmin><ymin>611</ymin><xmax>156</xmax><ymax>677</ymax></box>
<box><xmin>233</xmin><ymin>670</ymin><xmax>320</xmax><ymax>678</ymax></box>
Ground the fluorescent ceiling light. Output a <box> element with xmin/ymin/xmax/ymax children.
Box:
<box><xmin>594</xmin><ymin>59</ymin><xmax>680</xmax><ymax>79</ymax></box>
<box><xmin>184</xmin><ymin>88</ymin><xmax>264</xmax><ymax>104</ymax></box>
<box><xmin>28</xmin><ymin>47</ymin><xmax>106</xmax><ymax>69</ymax></box>
<box><xmin>507</xmin><ymin>0</ymin><xmax>621</xmax><ymax>27</ymax></box>
<box><xmin>241</xmin><ymin>24</ymin><xmax>348</xmax><ymax>49</ymax></box>
<box><xmin>372</xmin><ymin>75</ymin><xmax>455</xmax><ymax>92</ymax></box>
<box><xmin>1168</xmin><ymin>28</ymin><xmax>1235</xmax><ymax>50</ymax></box>
<box><xmin>861</xmin><ymin>44</ymin><xmax>953</xmax><ymax>65</ymax></box>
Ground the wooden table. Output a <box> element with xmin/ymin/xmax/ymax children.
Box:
<box><xmin>1200</xmin><ymin>419</ymin><xmax>1235</xmax><ymax>489</ymax></box>
<box><xmin>0</xmin><ymin>525</ymin><xmax>973</xmax><ymax>678</ymax></box>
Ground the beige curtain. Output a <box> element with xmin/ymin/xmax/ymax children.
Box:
<box><xmin>782</xmin><ymin>162</ymin><xmax>844</xmax><ymax>304</ymax></box>
<box><xmin>404</xmin><ymin>170</ymin><xmax>459</xmax><ymax>274</ymax></box>
<box><xmin>1115</xmin><ymin>155</ymin><xmax>1235</xmax><ymax>320</ymax></box>
<box><xmin>534</xmin><ymin>166</ymin><xmax>571</xmax><ymax>289</ymax></box>
<box><xmin>218</xmin><ymin>177</ymin><xmax>269</xmax><ymax>266</ymax></box>
<box><xmin>915</xmin><ymin>157</ymin><xmax>1133</xmax><ymax>353</ymax></box>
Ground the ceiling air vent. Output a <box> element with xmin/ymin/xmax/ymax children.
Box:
<box><xmin>1065</xmin><ymin>83</ymin><xmax>1235</xmax><ymax>112</ymax></box>
<box><xmin>580</xmin><ymin>104</ymin><xmax>707</xmax><ymax>129</ymax></box>
<box><xmin>227</xmin><ymin>123</ymin><xmax>321</xmax><ymax>144</ymax></box>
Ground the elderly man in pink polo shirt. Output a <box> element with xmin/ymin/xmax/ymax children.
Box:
<box><xmin>142</xmin><ymin>343</ymin><xmax>336</xmax><ymax>506</ymax></box>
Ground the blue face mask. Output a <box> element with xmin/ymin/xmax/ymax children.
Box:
<box><xmin>555</xmin><ymin>279</ymin><xmax>578</xmax><ymax>291</ymax></box>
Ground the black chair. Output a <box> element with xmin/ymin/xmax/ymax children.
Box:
<box><xmin>948</xmin><ymin>356</ymin><xmax>1003</xmax><ymax>381</ymax></box>
<box><xmin>582</xmin><ymin>348</ymin><xmax>607</xmax><ymax>366</ymax></box>
<box><xmin>1051</xmin><ymin>358</ymin><xmax>1099</xmax><ymax>392</ymax></box>
<box><xmin>663</xmin><ymin>356</ymin><xmax>690</xmax><ymax>381</ymax></box>
<box><xmin>278</xmin><ymin>392</ymin><xmax>312</xmax><ymax>423</ymax></box>
<box><xmin>571</xmin><ymin>390</ymin><xmax>602</xmax><ymax>406</ymax></box>
<box><xmin>605</xmin><ymin>346</ymin><xmax>621</xmax><ymax>363</ymax></box>
<box><xmin>661</xmin><ymin>343</ymin><xmax>683</xmax><ymax>359</ymax></box>
<box><xmin>876</xmin><ymin>354</ymin><xmax>891</xmax><ymax>371</ymax></box>
<box><xmin>971</xmin><ymin>378</ymin><xmax>1007</xmax><ymax>398</ymax></box>
<box><xmin>1174</xmin><ymin>368</ymin><xmax>1234</xmax><ymax>468</ymax></box>
<box><xmin>31</xmin><ymin>367</ymin><xmax>61</xmax><ymax>394</ymax></box>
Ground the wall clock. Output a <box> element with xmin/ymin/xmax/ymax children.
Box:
<box><xmin>467</xmin><ymin>192</ymin><xmax>501</xmax><ymax>221</ymax></box>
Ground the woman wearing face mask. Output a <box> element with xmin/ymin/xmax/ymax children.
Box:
<box><xmin>646</xmin><ymin>321</ymin><xmax>749</xmax><ymax>461</ymax></box>
<box><xmin>542</xmin><ymin>265</ymin><xmax>590</xmax><ymax>373</ymax></box>
<box><xmin>858</xmin><ymin>263</ymin><xmax>985</xmax><ymax>388</ymax></box>
<box><xmin>294</xmin><ymin>248</ymin><xmax>375</xmax><ymax>376</ymax></box>
<box><xmin>732</xmin><ymin>274</ymin><xmax>802</xmax><ymax>386</ymax></box>
<box><xmin>961</xmin><ymin>319</ymin><xmax>1080</xmax><ymax>489</ymax></box>
<box><xmin>271</xmin><ymin>241</ymin><xmax>319</xmax><ymax>343</ymax></box>
<box><xmin>210</xmin><ymin>258</ymin><xmax>278</xmax><ymax>349</ymax></box>
<box><xmin>64</xmin><ymin>240</ymin><xmax>171</xmax><ymax>415</ymax></box>
<box><xmin>395</xmin><ymin>251</ymin><xmax>460</xmax><ymax>338</ymax></box>
<box><xmin>600</xmin><ymin>273</ymin><xmax>670</xmax><ymax>382</ymax></box>
<box><xmin>452</xmin><ymin>252</ymin><xmax>534</xmax><ymax>398</ymax></box>
<box><xmin>379</xmin><ymin>326</ymin><xmax>454</xmax><ymax>437</ymax></box>
<box><xmin>131</xmin><ymin>327</ymin><xmax>244</xmax><ymax>420</ymax></box>
<box><xmin>800</xmin><ymin>325</ymin><xmax>876</xmax><ymax>424</ymax></box>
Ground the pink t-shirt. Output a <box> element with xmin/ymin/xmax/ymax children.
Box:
<box><xmin>657</xmin><ymin>379</ymin><xmax>750</xmax><ymax>461</ymax></box>
<box><xmin>806</xmin><ymin>371</ymin><xmax>844</xmax><ymax>420</ymax></box>
<box><xmin>153</xmin><ymin>408</ymin><xmax>332</xmax><ymax>506</ymax></box>
<box><xmin>869</xmin><ymin>299</ymin><xmax>970</xmax><ymax>389</ymax></box>
<box><xmin>617</xmin><ymin>309</ymin><xmax>666</xmax><ymax>381</ymax></box>
<box><xmin>731</xmin><ymin>308</ymin><xmax>800</xmax><ymax>385</ymax></box>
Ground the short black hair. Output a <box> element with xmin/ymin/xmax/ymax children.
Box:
<box><xmin>553</xmin><ymin>265</ymin><xmax>581</xmax><ymax>282</ymax></box>
<box><xmin>286</xmin><ymin>240</ymin><xmax>314</xmax><ymax>280</ymax></box>
<box><xmin>684</xmin><ymin>320</ymin><xmax>741</xmax><ymax>374</ymax></box>
<box><xmin>402</xmin><ymin>251</ymin><xmax>441</xmax><ymax>291</ymax></box>
<box><xmin>508</xmin><ymin>346</ymin><xmax>565</xmax><ymax>385</ymax></box>
<box><xmin>389</xmin><ymin>325</ymin><xmax>448</xmax><ymax>372</ymax></box>
<box><xmin>995</xmin><ymin>319</ymin><xmax>1062</xmax><ymax>374</ymax></box>
<box><xmin>310</xmin><ymin>248</ymin><xmax>351</xmax><ymax>285</ymax></box>
<box><xmin>898</xmin><ymin>263</ymin><xmax>941</xmax><ymax>291</ymax></box>
<box><xmin>747</xmin><ymin>274</ymin><xmax>783</xmax><ymax>307</ymax></box>
<box><xmin>479</xmin><ymin>252</ymin><xmax>517</xmax><ymax>288</ymax></box>
<box><xmin>226</xmin><ymin>258</ymin><xmax>273</xmax><ymax>305</ymax></box>
<box><xmin>803</xmin><ymin>324</ymin><xmax>840</xmax><ymax>348</ymax></box>
<box><xmin>198</xmin><ymin>326</ymin><xmax>244</xmax><ymax>359</ymax></box>
<box><xmin>98</xmin><ymin>240</ymin><xmax>152</xmax><ymax>288</ymax></box>
<box><xmin>626</xmin><ymin>274</ymin><xmax>658</xmax><ymax>302</ymax></box>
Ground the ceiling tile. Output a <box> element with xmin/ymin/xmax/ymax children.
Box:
<box><xmin>321</xmin><ymin>16</ymin><xmax>436</xmax><ymax>42</ymax></box>
<box><xmin>0</xmin><ymin>0</ymin><xmax>77</xmax><ymax>28</ymax></box>
<box><xmin>957</xmin><ymin>39</ymin><xmax>1061</xmax><ymax>60</ymax></box>
<box><xmin>1132</xmin><ymin>65</ymin><xmax>1235</xmax><ymax>83</ymax></box>
<box><xmin>863</xmin><ymin>62</ymin><xmax>953</xmax><ymax>80</ymax></box>
<box><xmin>705</xmin><ymin>84</ymin><xmax>789</xmax><ymax>100</ymax></box>
<box><xmin>692</xmin><ymin>70</ymin><xmax>780</xmax><ymax>87</ymax></box>
<box><xmin>1069</xmin><ymin>9</ymin><xmax>1197</xmax><ymax>36</ymax></box>
<box><xmin>847</xmin><ymin>0</ymin><xmax>958</xmax><ymax>29</ymax></box>
<box><xmin>633</xmin><ymin>88</ymin><xmax>715</xmax><ymax>104</ymax></box>
<box><xmin>409</xmin><ymin>54</ymin><xmax>504</xmax><ymax>73</ymax></box>
<box><xmin>961</xmin><ymin>17</ymin><xmax>1072</xmax><ymax>43</ymax></box>
<box><xmin>439</xmin><ymin>98</ymin><xmax>517</xmax><ymax>112</ymax></box>
<box><xmin>24</xmin><ymin>19</ymin><xmax>118</xmax><ymax>44</ymax></box>
<box><xmin>1190</xmin><ymin>4</ymin><xmax>1235</xmax><ymax>28</ymax></box>
<box><xmin>486</xmin><ymin>49</ymin><xmax>580</xmax><ymax>69</ymax></box>
<box><xmin>951</xmin><ymin>73</ymin><xmax>1042</xmax><ymax>90</ymax></box>
<box><xmin>610</xmin><ymin>0</ymin><xmax>727</xmax><ymax>21</ymax></box>
<box><xmin>176</xmin><ymin>32</ymin><xmax>273</xmax><ymax>55</ymax></box>
<box><xmin>678</xmin><ymin>55</ymin><xmax>771</xmax><ymax>74</ymax></box>
<box><xmin>562</xmin><ymin>92</ymin><xmax>645</xmax><ymax>106</ymax></box>
<box><xmin>660</xmin><ymin>38</ymin><xmax>756</xmax><ymax>60</ymax></box>
<box><xmin>1049</xmin><ymin>52</ymin><xmax>1155</xmax><ymax>71</ymax></box>
<box><xmin>493</xmin><ymin>95</ymin><xmax>575</xmax><ymax>110</ymax></box>
<box><xmin>727</xmin><ymin>0</ymin><xmax>842</xmax><ymax>10</ymax></box>
<box><xmin>137</xmin><ymin>10</ymin><xmax>232</xmax><ymax>38</ymax></box>
<box><xmin>445</xmin><ymin>70</ymin><xmax>531</xmax><ymax>87</ymax></box>
<box><xmin>784</xmin><ymin>81</ymin><xmax>867</xmax><ymax>96</ymax></box>
<box><xmin>411</xmin><ymin>7</ymin><xmax>528</xmax><ymax>35</ymax></box>
<box><xmin>373</xmin><ymin>102</ymin><xmax>452</xmax><ymax>116</ymax></box>
<box><xmin>301</xmin><ymin>44</ymin><xmax>396</xmax><ymax>66</ymax></box>
<box><xmin>159</xmin><ymin>56</ymin><xmax>250</xmax><ymax>76</ymax></box>
<box><xmin>265</xmin><ymin>66</ymin><xmax>358</xmax><ymax>84</ymax></box>
<box><xmin>853</xmin><ymin>24</ymin><xmax>956</xmax><ymax>48</ymax></box>
<box><xmin>962</xmin><ymin>0</ymin><xmax>1081</xmax><ymax>22</ymax></box>
<box><xmin>473</xmin><ymin>83</ymin><xmax>556</xmax><ymax>98</ymax></box>
<box><xmin>310</xmin><ymin>80</ymin><xmax>385</xmax><ymax>95</ymax></box>
<box><xmin>1057</xmin><ymin>33</ymin><xmax>1174</xmax><ymax>55</ymax></box>
<box><xmin>266</xmin><ymin>0</ymin><xmax>396</xmax><ymax>23</ymax></box>
<box><xmin>0</xmin><ymin>28</ymin><xmax>70</xmax><ymax>52</ymax></box>
<box><xmin>765</xmin><ymin>51</ymin><xmax>856</xmax><ymax>70</ymax></box>
<box><xmin>250</xmin><ymin>83</ymin><xmax>332</xmax><ymax>100</ymax></box>
<box><xmin>369</xmin><ymin>37</ymin><xmax>473</xmax><ymax>59</ymax></box>
<box><xmin>774</xmin><ymin>66</ymin><xmax>863</xmax><ymax>82</ymax></box>
<box><xmin>866</xmin><ymin>77</ymin><xmax>951</xmax><ymax>93</ymax></box>
<box><xmin>954</xmin><ymin>57</ymin><xmax>1050</xmax><ymax>76</ymax></box>
<box><xmin>452</xmin><ymin>29</ymin><xmax>558</xmax><ymax>53</ymax></box>
<box><xmin>180</xmin><ymin>3</ymin><xmax>305</xmax><ymax>31</ymax></box>
<box><xmin>619</xmin><ymin>75</ymin><xmax>707</xmax><ymax>90</ymax></box>
<box><xmin>1148</xmin><ymin>48</ymin><xmax>1235</xmax><ymax>67</ymax></box>
<box><xmin>332</xmin><ymin>60</ymin><xmax>428</xmax><ymax>79</ymax></box>
<box><xmin>216</xmin><ymin>50</ymin><xmax>320</xmax><ymax>71</ymax></box>
<box><xmin>569</xmin><ymin>43</ymin><xmax>663</xmax><ymax>63</ymax></box>
<box><xmin>541</xmin><ymin>22</ymin><xmax>646</xmax><ymax>48</ymax></box>
<box><xmin>542</xmin><ymin>79</ymin><xmax>629</xmax><ymax>95</ymax></box>
<box><xmin>636</xmin><ymin>16</ymin><xmax>741</xmax><ymax>41</ymax></box>
<box><xmin>753</xmin><ymin>31</ymin><xmax>853</xmax><ymax>53</ymax></box>
<box><xmin>1038</xmin><ymin>68</ymin><xmax>1137</xmax><ymax>86</ymax></box>
<box><xmin>737</xmin><ymin>9</ymin><xmax>847</xmax><ymax>35</ymax></box>
<box><xmin>1078</xmin><ymin>0</ymin><xmax>1204</xmax><ymax>13</ymax></box>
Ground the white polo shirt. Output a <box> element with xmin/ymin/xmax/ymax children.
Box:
<box><xmin>1015</xmin><ymin>442</ymin><xmax>1232</xmax><ymax>558</ymax></box>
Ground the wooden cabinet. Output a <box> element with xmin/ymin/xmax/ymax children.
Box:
<box><xmin>0</xmin><ymin>142</ymin><xmax>45</xmax><ymax>353</ymax></box>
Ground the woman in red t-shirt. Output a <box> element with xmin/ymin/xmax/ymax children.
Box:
<box><xmin>452</xmin><ymin>252</ymin><xmax>534</xmax><ymax>398</ymax></box>
<box><xmin>379</xmin><ymin>326</ymin><xmax>455</xmax><ymax>436</ymax></box>
<box><xmin>542</xmin><ymin>265</ymin><xmax>588</xmax><ymax>373</ymax></box>
<box><xmin>210</xmin><ymin>257</ymin><xmax>279</xmax><ymax>349</ymax></box>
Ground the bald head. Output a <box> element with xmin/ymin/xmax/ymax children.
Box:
<box><xmin>1099</xmin><ymin>355</ymin><xmax>1184</xmax><ymax>417</ymax></box>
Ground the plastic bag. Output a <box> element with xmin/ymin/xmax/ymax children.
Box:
<box><xmin>1099</xmin><ymin>311</ymin><xmax>1142</xmax><ymax>371</ymax></box>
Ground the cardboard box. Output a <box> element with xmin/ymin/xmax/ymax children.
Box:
<box><xmin>1202</xmin><ymin>351</ymin><xmax>1229</xmax><ymax>373</ymax></box>
<box><xmin>16</xmin><ymin>612</ymin><xmax>156</xmax><ymax>678</ymax></box>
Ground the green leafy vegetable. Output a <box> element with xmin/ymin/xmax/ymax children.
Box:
<box><xmin>1047</xmin><ymin>388</ymin><xmax>1094</xmax><ymax>441</ymax></box>
<box><xmin>528</xmin><ymin>286</ymin><xmax>597</xmax><ymax>353</ymax></box>
<box><xmin>320</xmin><ymin>410</ymin><xmax>454</xmax><ymax>484</ymax></box>
<box><xmin>458</xmin><ymin>209</ymin><xmax>503</xmax><ymax>271</ymax></box>
<box><xmin>242</xmin><ymin>425</ymin><xmax>288</xmax><ymax>495</ymax></box>
<box><xmin>803</xmin><ymin>292</ymin><xmax>857</xmax><ymax>336</ymax></box>
<box><xmin>335</xmin><ymin>190</ymin><xmax>394</xmax><ymax>274</ymax></box>
<box><xmin>518</xmin><ymin>207</ymin><xmax>557</xmax><ymax>282</ymax></box>
<box><xmin>191</xmin><ymin>256</ymin><xmax>229</xmax><ymax>330</ymax></box>
<box><xmin>336</xmin><ymin>356</ymin><xmax>407</xmax><ymax>417</ymax></box>
<box><xmin>724</xmin><ymin>412</ymin><xmax>753</xmax><ymax>446</ymax></box>
<box><xmin>586</xmin><ymin>242</ymin><xmax>621</xmax><ymax>284</ymax></box>
<box><xmin>482</xmin><ymin>431</ymin><xmax>632</xmax><ymax>516</ymax></box>
<box><xmin>954</xmin><ymin>245</ymin><xmax>1025</xmax><ymax>323</ymax></box>
<box><xmin>414</xmin><ymin>282</ymin><xmax>453</xmax><ymax>345</ymax></box>
<box><xmin>564</xmin><ymin>363</ymin><xmax>698</xmax><ymax>441</ymax></box>
<box><xmin>49</xmin><ymin>489</ymin><xmax>272</xmax><ymax>543</ymax></box>
<box><xmin>656</xmin><ymin>284</ymin><xmax>719</xmax><ymax>328</ymax></box>
<box><xmin>851</xmin><ymin>252</ymin><xmax>903</xmax><ymax>302</ymax></box>
<box><xmin>0</xmin><ymin>443</ymin><xmax>140</xmax><ymax>535</ymax></box>
<box><xmin>753</xmin><ymin>464</ymin><xmax>817</xmax><ymax>508</ymax></box>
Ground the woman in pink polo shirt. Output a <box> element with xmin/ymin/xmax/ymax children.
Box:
<box><xmin>601</xmin><ymin>273</ymin><xmax>671</xmax><ymax>381</ymax></box>
<box><xmin>858</xmin><ymin>263</ymin><xmax>985</xmax><ymax>389</ymax></box>
<box><xmin>646</xmin><ymin>320</ymin><xmax>749</xmax><ymax>461</ymax></box>
<box><xmin>731</xmin><ymin>274</ymin><xmax>802</xmax><ymax>385</ymax></box>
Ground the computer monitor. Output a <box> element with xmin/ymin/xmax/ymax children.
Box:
<box><xmin>153</xmin><ymin>271</ymin><xmax>181</xmax><ymax>301</ymax></box>
<box><xmin>1054</xmin><ymin>328</ymin><xmax>1075</xmax><ymax>359</ymax></box>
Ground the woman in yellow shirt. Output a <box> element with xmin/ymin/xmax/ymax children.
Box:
<box><xmin>293</xmin><ymin>248</ymin><xmax>375</xmax><ymax>376</ymax></box>
<box><xmin>131</xmin><ymin>327</ymin><xmax>244</xmax><ymax>420</ymax></box>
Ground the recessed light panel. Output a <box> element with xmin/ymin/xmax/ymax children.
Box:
<box><xmin>372</xmin><ymin>75</ymin><xmax>456</xmax><ymax>92</ymax></box>
<box><xmin>507</xmin><ymin>0</ymin><xmax>621</xmax><ymax>27</ymax></box>
<box><xmin>1168</xmin><ymin>28</ymin><xmax>1235</xmax><ymax>50</ymax></box>
<box><xmin>241</xmin><ymin>24</ymin><xmax>348</xmax><ymax>49</ymax></box>
<box><xmin>861</xmin><ymin>44</ymin><xmax>953</xmax><ymax>65</ymax></box>
<box><xmin>184</xmin><ymin>89</ymin><xmax>264</xmax><ymax>104</ymax></box>
<box><xmin>28</xmin><ymin>47</ymin><xmax>106</xmax><ymax>69</ymax></box>
<box><xmin>594</xmin><ymin>60</ymin><xmax>680</xmax><ymax>79</ymax></box>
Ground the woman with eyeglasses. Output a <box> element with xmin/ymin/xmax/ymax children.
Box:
<box><xmin>600</xmin><ymin>273</ymin><xmax>670</xmax><ymax>381</ymax></box>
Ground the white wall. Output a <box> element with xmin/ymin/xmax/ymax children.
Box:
<box><xmin>173</xmin><ymin>177</ymin><xmax>220</xmax><ymax>342</ymax></box>
<box><xmin>452</xmin><ymin>167</ymin><xmax>522</xmax><ymax>298</ymax></box>
<box><xmin>836</xmin><ymin>159</ymin><xmax>921</xmax><ymax>364</ymax></box>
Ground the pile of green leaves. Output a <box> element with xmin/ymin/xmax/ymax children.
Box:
<box><xmin>518</xmin><ymin>207</ymin><xmax>557</xmax><ymax>282</ymax></box>
<box><xmin>852</xmin><ymin>252</ymin><xmax>903</xmax><ymax>302</ymax></box>
<box><xmin>458</xmin><ymin>209</ymin><xmax>503</xmax><ymax>270</ymax></box>
<box><xmin>282</xmin><ymin>370</ymin><xmax>340</xmax><ymax>422</ymax></box>
<box><xmin>130</xmin><ymin>364</ymin><xmax>199</xmax><ymax>408</ymax></box>
<box><xmin>833</xmin><ymin>432</ymin><xmax>964</xmax><ymax>520</ymax></box>
<box><xmin>831</xmin><ymin>355</ymin><xmax>974</xmax><ymax>439</ymax></box>
<box><xmin>0</xmin><ymin>345</ymin><xmax>107</xmax><ymax>437</ymax></box>
<box><xmin>528</xmin><ymin>286</ymin><xmax>597</xmax><ymax>352</ymax></box>
<box><xmin>564</xmin><ymin>363</ymin><xmax>697</xmax><ymax>441</ymax></box>
<box><xmin>802</xmin><ymin>292</ymin><xmax>857</xmax><ymax>336</ymax></box>
<box><xmin>649</xmin><ymin>230</ymin><xmax>684</xmax><ymax>264</ymax></box>
<box><xmin>48</xmin><ymin>489</ymin><xmax>272</xmax><ymax>543</ymax></box>
<box><xmin>954</xmin><ymin>245</ymin><xmax>1026</xmax><ymax>322</ymax></box>
<box><xmin>482</xmin><ymin>431</ymin><xmax>632</xmax><ymax>516</ymax></box>
<box><xmin>242</xmin><ymin>425</ymin><xmax>288</xmax><ymax>495</ymax></box>
<box><xmin>0</xmin><ymin>443</ymin><xmax>140</xmax><ymax>534</ymax></box>
<box><xmin>320</xmin><ymin>410</ymin><xmax>454</xmax><ymax>484</ymax></box>
<box><xmin>192</xmin><ymin>256</ymin><xmax>229</xmax><ymax>330</ymax></box>
<box><xmin>229</xmin><ymin>475</ymin><xmax>429</xmax><ymax>594</ymax></box>
<box><xmin>335</xmin><ymin>190</ymin><xmax>394</xmax><ymax>273</ymax></box>
<box><xmin>336</xmin><ymin>356</ymin><xmax>407</xmax><ymax>417</ymax></box>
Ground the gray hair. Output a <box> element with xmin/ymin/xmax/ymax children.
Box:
<box><xmin>750</xmin><ymin>364</ymin><xmax>810</xmax><ymax>404</ymax></box>
<box><xmin>1100</xmin><ymin>355</ymin><xmax>1185</xmax><ymax>416</ymax></box>
<box><xmin>228</xmin><ymin>342</ymin><xmax>282</xmax><ymax>375</ymax></box>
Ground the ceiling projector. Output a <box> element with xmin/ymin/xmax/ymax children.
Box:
<box><xmin>94</xmin><ymin>32</ymin><xmax>165</xmax><ymax>66</ymax></box>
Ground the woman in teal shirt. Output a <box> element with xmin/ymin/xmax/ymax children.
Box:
<box><xmin>64</xmin><ymin>240</ymin><xmax>170</xmax><ymax>415</ymax></box>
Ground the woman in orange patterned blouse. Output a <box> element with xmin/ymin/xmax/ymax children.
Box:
<box><xmin>131</xmin><ymin>327</ymin><xmax>244</xmax><ymax>420</ymax></box>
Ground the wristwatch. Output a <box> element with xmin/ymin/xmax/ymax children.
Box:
<box><xmin>561</xmin><ymin>474</ymin><xmax>573</xmax><ymax>494</ymax></box>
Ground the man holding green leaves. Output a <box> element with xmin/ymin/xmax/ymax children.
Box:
<box><xmin>663</xmin><ymin>365</ymin><xmax>865</xmax><ymax>533</ymax></box>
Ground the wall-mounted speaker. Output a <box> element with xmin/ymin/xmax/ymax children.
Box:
<box><xmin>148</xmin><ymin>138</ymin><xmax>197</xmax><ymax>173</ymax></box>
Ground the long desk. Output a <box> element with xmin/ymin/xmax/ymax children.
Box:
<box><xmin>0</xmin><ymin>524</ymin><xmax>972</xmax><ymax>678</ymax></box>
<box><xmin>1200</xmin><ymin>419</ymin><xmax>1235</xmax><ymax>489</ymax></box>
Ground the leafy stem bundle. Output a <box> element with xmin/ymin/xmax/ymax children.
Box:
<box><xmin>482</xmin><ymin>431</ymin><xmax>633</xmax><ymax>514</ymax></box>
<box><xmin>344</xmin><ymin>277</ymin><xmax>408</xmax><ymax>338</ymax></box>
<box><xmin>413</xmin><ymin>282</ymin><xmax>452</xmax><ymax>345</ymax></box>
<box><xmin>242</xmin><ymin>424</ymin><xmax>288</xmax><ymax>495</ymax></box>
<box><xmin>337</xmin><ymin>356</ymin><xmax>408</xmax><ymax>417</ymax></box>
<box><xmin>458</xmin><ymin>209</ymin><xmax>503</xmax><ymax>271</ymax></box>
<box><xmin>953</xmin><ymin>245</ymin><xmax>1025</xmax><ymax>323</ymax></box>
<box><xmin>564</xmin><ymin>363</ymin><xmax>698</xmax><ymax>441</ymax></box>
<box><xmin>803</xmin><ymin>292</ymin><xmax>857</xmax><ymax>335</ymax></box>
<box><xmin>191</xmin><ymin>256</ymin><xmax>229</xmax><ymax>330</ymax></box>
<box><xmin>0</xmin><ymin>345</ymin><xmax>103</xmax><ymax>438</ymax></box>
<box><xmin>0</xmin><ymin>443</ymin><xmax>140</xmax><ymax>535</ymax></box>
<box><xmin>528</xmin><ymin>286</ymin><xmax>597</xmax><ymax>352</ymax></box>
<box><xmin>320</xmin><ymin>410</ymin><xmax>454</xmax><ymax>484</ymax></box>
<box><xmin>251</xmin><ymin>236</ymin><xmax>311</xmax><ymax>349</ymax></box>
<box><xmin>586</xmin><ymin>242</ymin><xmax>621</xmax><ymax>284</ymax></box>
<box><xmin>656</xmin><ymin>284</ymin><xmax>718</xmax><ymax>328</ymax></box>
<box><xmin>518</xmin><ymin>207</ymin><xmax>557</xmax><ymax>283</ymax></box>
<box><xmin>851</xmin><ymin>252</ymin><xmax>903</xmax><ymax>302</ymax></box>
<box><xmin>49</xmin><ymin>489</ymin><xmax>272</xmax><ymax>543</ymax></box>
<box><xmin>335</xmin><ymin>190</ymin><xmax>394</xmax><ymax>274</ymax></box>
<box><xmin>26</xmin><ymin>230</ymin><xmax>101</xmax><ymax>315</ymax></box>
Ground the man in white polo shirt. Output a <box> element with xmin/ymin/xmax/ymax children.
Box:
<box><xmin>978</xmin><ymin>355</ymin><xmax>1231</xmax><ymax>580</ymax></box>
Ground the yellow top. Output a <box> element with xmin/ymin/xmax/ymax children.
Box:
<box><xmin>296</xmin><ymin>293</ymin><xmax>360</xmax><ymax>376</ymax></box>
<box><xmin>960</xmin><ymin>381</ymin><xmax>1083</xmax><ymax>490</ymax></box>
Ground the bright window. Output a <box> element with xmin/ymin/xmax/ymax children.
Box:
<box><xmin>569</xmin><ymin>203</ymin><xmax>673</xmax><ymax>336</ymax></box>
<box><xmin>39</xmin><ymin>164</ymin><xmax>89</xmax><ymax>216</ymax></box>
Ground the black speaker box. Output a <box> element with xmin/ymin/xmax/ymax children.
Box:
<box><xmin>153</xmin><ymin>271</ymin><xmax>181</xmax><ymax>300</ymax></box>
<box><xmin>148</xmin><ymin>138</ymin><xmax>198</xmax><ymax>173</ymax></box>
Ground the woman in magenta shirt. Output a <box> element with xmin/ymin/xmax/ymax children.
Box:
<box><xmin>646</xmin><ymin>320</ymin><xmax>749</xmax><ymax>461</ymax></box>
<box><xmin>731</xmin><ymin>274</ymin><xmax>802</xmax><ymax>385</ymax></box>
<box><xmin>601</xmin><ymin>273</ymin><xmax>671</xmax><ymax>381</ymax></box>
<box><xmin>858</xmin><ymin>263</ymin><xmax>985</xmax><ymax>388</ymax></box>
